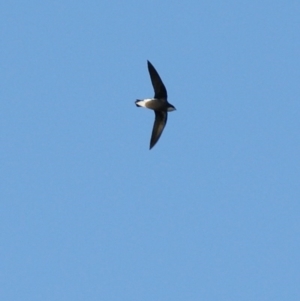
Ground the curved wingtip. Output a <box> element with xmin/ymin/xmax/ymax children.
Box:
<box><xmin>149</xmin><ymin>133</ymin><xmax>158</xmax><ymax>150</ymax></box>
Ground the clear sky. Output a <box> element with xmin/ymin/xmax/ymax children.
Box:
<box><xmin>1</xmin><ymin>1</ymin><xmax>300</xmax><ymax>300</ymax></box>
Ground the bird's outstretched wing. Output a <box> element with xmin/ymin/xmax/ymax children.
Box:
<box><xmin>150</xmin><ymin>111</ymin><xmax>168</xmax><ymax>149</ymax></box>
<box><xmin>147</xmin><ymin>61</ymin><xmax>168</xmax><ymax>99</ymax></box>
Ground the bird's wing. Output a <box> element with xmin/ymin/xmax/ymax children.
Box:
<box><xmin>147</xmin><ymin>61</ymin><xmax>168</xmax><ymax>99</ymax></box>
<box><xmin>150</xmin><ymin>111</ymin><xmax>168</xmax><ymax>149</ymax></box>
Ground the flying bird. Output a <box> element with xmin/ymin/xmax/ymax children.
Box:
<box><xmin>135</xmin><ymin>60</ymin><xmax>176</xmax><ymax>149</ymax></box>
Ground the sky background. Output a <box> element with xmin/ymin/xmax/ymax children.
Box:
<box><xmin>1</xmin><ymin>1</ymin><xmax>300</xmax><ymax>300</ymax></box>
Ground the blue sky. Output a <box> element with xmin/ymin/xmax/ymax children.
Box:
<box><xmin>1</xmin><ymin>1</ymin><xmax>300</xmax><ymax>300</ymax></box>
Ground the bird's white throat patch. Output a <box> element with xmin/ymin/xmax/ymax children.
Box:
<box><xmin>143</xmin><ymin>98</ymin><xmax>154</xmax><ymax>103</ymax></box>
<box><xmin>136</xmin><ymin>99</ymin><xmax>154</xmax><ymax>108</ymax></box>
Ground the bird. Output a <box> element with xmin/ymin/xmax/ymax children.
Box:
<box><xmin>135</xmin><ymin>60</ymin><xmax>176</xmax><ymax>149</ymax></box>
